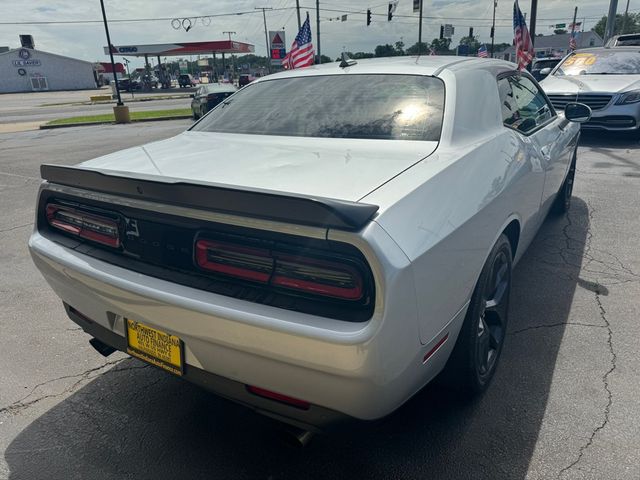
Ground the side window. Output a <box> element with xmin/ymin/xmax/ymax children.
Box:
<box><xmin>498</xmin><ymin>75</ymin><xmax>555</xmax><ymax>134</ymax></box>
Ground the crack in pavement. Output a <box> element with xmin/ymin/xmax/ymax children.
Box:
<box><xmin>555</xmin><ymin>201</ymin><xmax>619</xmax><ymax>478</ymax></box>
<box><xmin>0</xmin><ymin>222</ymin><xmax>33</xmax><ymax>234</ymax></box>
<box><xmin>558</xmin><ymin>291</ymin><xmax>617</xmax><ymax>478</ymax></box>
<box><xmin>0</xmin><ymin>360</ymin><xmax>149</xmax><ymax>417</ymax></box>
<box><xmin>510</xmin><ymin>322</ymin><xmax>606</xmax><ymax>335</ymax></box>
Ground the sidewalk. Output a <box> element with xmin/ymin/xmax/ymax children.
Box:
<box><xmin>0</xmin><ymin>122</ymin><xmax>45</xmax><ymax>134</ymax></box>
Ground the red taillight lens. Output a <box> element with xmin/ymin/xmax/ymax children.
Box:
<box><xmin>195</xmin><ymin>239</ymin><xmax>365</xmax><ymax>301</ymax></box>
<box><xmin>272</xmin><ymin>254</ymin><xmax>363</xmax><ymax>300</ymax></box>
<box><xmin>246</xmin><ymin>385</ymin><xmax>311</xmax><ymax>410</ymax></box>
<box><xmin>46</xmin><ymin>203</ymin><xmax>120</xmax><ymax>248</ymax></box>
<box><xmin>195</xmin><ymin>239</ymin><xmax>272</xmax><ymax>283</ymax></box>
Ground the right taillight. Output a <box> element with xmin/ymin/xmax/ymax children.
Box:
<box><xmin>46</xmin><ymin>203</ymin><xmax>120</xmax><ymax>248</ymax></box>
<box><xmin>194</xmin><ymin>238</ymin><xmax>365</xmax><ymax>301</ymax></box>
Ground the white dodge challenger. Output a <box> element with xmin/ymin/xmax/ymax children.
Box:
<box><xmin>29</xmin><ymin>56</ymin><xmax>591</xmax><ymax>434</ymax></box>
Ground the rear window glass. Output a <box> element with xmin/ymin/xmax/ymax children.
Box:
<box><xmin>191</xmin><ymin>74</ymin><xmax>445</xmax><ymax>141</ymax></box>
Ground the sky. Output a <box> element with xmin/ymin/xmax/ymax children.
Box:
<box><xmin>3</xmin><ymin>1</ymin><xmax>638</xmax><ymax>68</ymax></box>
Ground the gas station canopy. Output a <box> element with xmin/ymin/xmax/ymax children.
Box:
<box><xmin>104</xmin><ymin>40</ymin><xmax>255</xmax><ymax>57</ymax></box>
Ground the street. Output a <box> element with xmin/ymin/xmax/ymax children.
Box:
<box><xmin>0</xmin><ymin>121</ymin><xmax>638</xmax><ymax>479</ymax></box>
<box><xmin>0</xmin><ymin>88</ymin><xmax>192</xmax><ymax>125</ymax></box>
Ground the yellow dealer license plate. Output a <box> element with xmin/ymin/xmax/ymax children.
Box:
<box><xmin>126</xmin><ymin>319</ymin><xmax>183</xmax><ymax>376</ymax></box>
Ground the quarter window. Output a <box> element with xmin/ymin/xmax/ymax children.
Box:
<box><xmin>498</xmin><ymin>75</ymin><xmax>554</xmax><ymax>134</ymax></box>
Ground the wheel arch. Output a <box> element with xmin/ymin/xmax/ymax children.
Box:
<box><xmin>502</xmin><ymin>218</ymin><xmax>521</xmax><ymax>260</ymax></box>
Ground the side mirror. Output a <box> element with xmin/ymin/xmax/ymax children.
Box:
<box><xmin>190</xmin><ymin>94</ymin><xmax>195</xmax><ymax>98</ymax></box>
<box><xmin>564</xmin><ymin>102</ymin><xmax>592</xmax><ymax>123</ymax></box>
<box><xmin>539</xmin><ymin>67</ymin><xmax>552</xmax><ymax>76</ymax></box>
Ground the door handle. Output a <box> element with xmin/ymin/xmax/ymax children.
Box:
<box><xmin>540</xmin><ymin>145</ymin><xmax>552</xmax><ymax>160</ymax></box>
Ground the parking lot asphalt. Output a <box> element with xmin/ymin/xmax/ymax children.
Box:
<box><xmin>0</xmin><ymin>121</ymin><xmax>638</xmax><ymax>479</ymax></box>
<box><xmin>0</xmin><ymin>88</ymin><xmax>192</xmax><ymax>125</ymax></box>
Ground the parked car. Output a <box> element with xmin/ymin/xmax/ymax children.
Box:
<box><xmin>178</xmin><ymin>74</ymin><xmax>196</xmax><ymax>88</ymax></box>
<box><xmin>604</xmin><ymin>33</ymin><xmax>640</xmax><ymax>47</ymax></box>
<box><xmin>116</xmin><ymin>77</ymin><xmax>140</xmax><ymax>92</ymax></box>
<box><xmin>190</xmin><ymin>83</ymin><xmax>237</xmax><ymax>119</ymax></box>
<box><xmin>531</xmin><ymin>57</ymin><xmax>562</xmax><ymax>81</ymax></box>
<box><xmin>30</xmin><ymin>57</ymin><xmax>590</xmax><ymax>438</ymax></box>
<box><xmin>239</xmin><ymin>73</ymin><xmax>256</xmax><ymax>87</ymax></box>
<box><xmin>540</xmin><ymin>47</ymin><xmax>640</xmax><ymax>133</ymax></box>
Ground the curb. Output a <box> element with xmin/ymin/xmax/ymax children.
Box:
<box><xmin>39</xmin><ymin>114</ymin><xmax>192</xmax><ymax>130</ymax></box>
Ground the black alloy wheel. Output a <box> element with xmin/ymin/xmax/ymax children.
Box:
<box><xmin>443</xmin><ymin>234</ymin><xmax>512</xmax><ymax>395</ymax></box>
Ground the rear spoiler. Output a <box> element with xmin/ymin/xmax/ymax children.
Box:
<box><xmin>40</xmin><ymin>164</ymin><xmax>379</xmax><ymax>231</ymax></box>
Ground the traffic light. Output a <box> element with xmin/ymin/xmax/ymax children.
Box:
<box><xmin>469</xmin><ymin>27</ymin><xmax>474</xmax><ymax>38</ymax></box>
<box><xmin>388</xmin><ymin>4</ymin><xmax>393</xmax><ymax>21</ymax></box>
<box><xmin>367</xmin><ymin>9</ymin><xmax>372</xmax><ymax>26</ymax></box>
<box><xmin>439</xmin><ymin>25</ymin><xmax>444</xmax><ymax>39</ymax></box>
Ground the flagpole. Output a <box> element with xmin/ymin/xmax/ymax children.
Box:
<box><xmin>570</xmin><ymin>6</ymin><xmax>578</xmax><ymax>50</ymax></box>
<box><xmin>490</xmin><ymin>0</ymin><xmax>497</xmax><ymax>57</ymax></box>
<box><xmin>316</xmin><ymin>0</ymin><xmax>321</xmax><ymax>64</ymax></box>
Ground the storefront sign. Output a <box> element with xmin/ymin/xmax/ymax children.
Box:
<box><xmin>13</xmin><ymin>59</ymin><xmax>41</xmax><ymax>67</ymax></box>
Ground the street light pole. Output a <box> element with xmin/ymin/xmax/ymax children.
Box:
<box><xmin>99</xmin><ymin>0</ymin><xmax>129</xmax><ymax>123</ymax></box>
<box><xmin>418</xmin><ymin>0</ymin><xmax>424</xmax><ymax>53</ymax></box>
<box><xmin>529</xmin><ymin>0</ymin><xmax>538</xmax><ymax>48</ymax></box>
<box><xmin>99</xmin><ymin>0</ymin><xmax>122</xmax><ymax>106</ymax></box>
<box><xmin>604</xmin><ymin>0</ymin><xmax>619</xmax><ymax>43</ymax></box>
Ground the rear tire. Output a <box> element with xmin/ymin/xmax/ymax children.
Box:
<box><xmin>442</xmin><ymin>234</ymin><xmax>512</xmax><ymax>396</ymax></box>
<box><xmin>551</xmin><ymin>150</ymin><xmax>577</xmax><ymax>215</ymax></box>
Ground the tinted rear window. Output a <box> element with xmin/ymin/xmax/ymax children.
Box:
<box><xmin>191</xmin><ymin>74</ymin><xmax>445</xmax><ymax>141</ymax></box>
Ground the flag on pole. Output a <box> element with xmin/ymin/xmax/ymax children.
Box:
<box><xmin>569</xmin><ymin>30</ymin><xmax>578</xmax><ymax>50</ymax></box>
<box><xmin>282</xmin><ymin>13</ymin><xmax>315</xmax><ymax>70</ymax></box>
<box><xmin>478</xmin><ymin>44</ymin><xmax>489</xmax><ymax>57</ymax></box>
<box><xmin>513</xmin><ymin>1</ymin><xmax>534</xmax><ymax>70</ymax></box>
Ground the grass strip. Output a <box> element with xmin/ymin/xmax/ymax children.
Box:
<box><xmin>45</xmin><ymin>108</ymin><xmax>192</xmax><ymax>126</ymax></box>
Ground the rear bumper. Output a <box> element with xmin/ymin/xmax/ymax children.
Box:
<box><xmin>64</xmin><ymin>303</ymin><xmax>348</xmax><ymax>431</ymax></box>
<box><xmin>29</xmin><ymin>223</ymin><xmax>458</xmax><ymax>427</ymax></box>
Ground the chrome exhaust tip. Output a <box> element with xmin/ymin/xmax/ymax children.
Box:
<box><xmin>281</xmin><ymin>425</ymin><xmax>315</xmax><ymax>448</ymax></box>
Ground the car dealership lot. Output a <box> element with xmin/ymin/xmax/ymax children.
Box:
<box><xmin>0</xmin><ymin>121</ymin><xmax>638</xmax><ymax>479</ymax></box>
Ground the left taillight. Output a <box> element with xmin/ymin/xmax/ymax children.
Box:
<box><xmin>45</xmin><ymin>203</ymin><xmax>120</xmax><ymax>248</ymax></box>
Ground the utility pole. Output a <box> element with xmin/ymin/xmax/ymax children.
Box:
<box><xmin>223</xmin><ymin>31</ymin><xmax>236</xmax><ymax>41</ymax></box>
<box><xmin>604</xmin><ymin>0</ymin><xmax>619</xmax><ymax>42</ymax></box>
<box><xmin>622</xmin><ymin>0</ymin><xmax>631</xmax><ymax>34</ymax></box>
<box><xmin>529</xmin><ymin>0</ymin><xmax>538</xmax><ymax>48</ymax></box>
<box><xmin>316</xmin><ymin>0</ymin><xmax>322</xmax><ymax>64</ymax></box>
<box><xmin>255</xmin><ymin>7</ymin><xmax>273</xmax><ymax>73</ymax></box>
<box><xmin>296</xmin><ymin>0</ymin><xmax>301</xmax><ymax>30</ymax></box>
<box><xmin>418</xmin><ymin>0</ymin><xmax>424</xmax><ymax>53</ymax></box>
<box><xmin>490</xmin><ymin>0</ymin><xmax>497</xmax><ymax>57</ymax></box>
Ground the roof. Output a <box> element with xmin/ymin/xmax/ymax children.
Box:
<box><xmin>257</xmin><ymin>55</ymin><xmax>515</xmax><ymax>82</ymax></box>
<box><xmin>104</xmin><ymin>40</ymin><xmax>254</xmax><ymax>57</ymax></box>
<box><xmin>202</xmin><ymin>83</ymin><xmax>237</xmax><ymax>92</ymax></box>
<box><xmin>0</xmin><ymin>47</ymin><xmax>94</xmax><ymax>66</ymax></box>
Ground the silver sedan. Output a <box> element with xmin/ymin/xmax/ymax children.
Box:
<box><xmin>29</xmin><ymin>56</ymin><xmax>589</xmax><ymax>437</ymax></box>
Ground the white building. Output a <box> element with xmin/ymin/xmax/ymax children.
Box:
<box><xmin>0</xmin><ymin>47</ymin><xmax>97</xmax><ymax>93</ymax></box>
<box><xmin>499</xmin><ymin>31</ymin><xmax>604</xmax><ymax>62</ymax></box>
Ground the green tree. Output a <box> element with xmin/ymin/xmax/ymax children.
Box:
<box><xmin>320</xmin><ymin>54</ymin><xmax>333</xmax><ymax>63</ymax></box>
<box><xmin>593</xmin><ymin>13</ymin><xmax>640</xmax><ymax>37</ymax></box>
<box><xmin>374</xmin><ymin>44</ymin><xmax>398</xmax><ymax>57</ymax></box>
<box><xmin>432</xmin><ymin>38</ymin><xmax>452</xmax><ymax>53</ymax></box>
<box><xmin>458</xmin><ymin>35</ymin><xmax>481</xmax><ymax>54</ymax></box>
<box><xmin>406</xmin><ymin>42</ymin><xmax>430</xmax><ymax>54</ymax></box>
<box><xmin>395</xmin><ymin>40</ymin><xmax>405</xmax><ymax>55</ymax></box>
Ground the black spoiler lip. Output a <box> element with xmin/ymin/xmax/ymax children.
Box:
<box><xmin>40</xmin><ymin>164</ymin><xmax>379</xmax><ymax>231</ymax></box>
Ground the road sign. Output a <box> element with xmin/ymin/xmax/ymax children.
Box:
<box><xmin>444</xmin><ymin>24</ymin><xmax>455</xmax><ymax>38</ymax></box>
<box><xmin>269</xmin><ymin>31</ymin><xmax>286</xmax><ymax>66</ymax></box>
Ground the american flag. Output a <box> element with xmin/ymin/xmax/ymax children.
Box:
<box><xmin>282</xmin><ymin>13</ymin><xmax>315</xmax><ymax>70</ymax></box>
<box><xmin>569</xmin><ymin>30</ymin><xmax>578</xmax><ymax>51</ymax></box>
<box><xmin>513</xmin><ymin>1</ymin><xmax>534</xmax><ymax>70</ymax></box>
<box><xmin>478</xmin><ymin>44</ymin><xmax>489</xmax><ymax>58</ymax></box>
